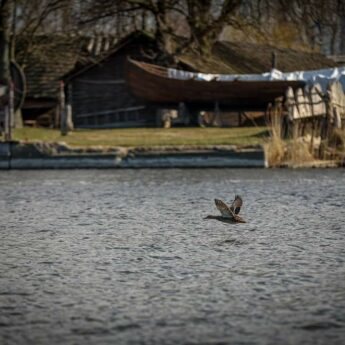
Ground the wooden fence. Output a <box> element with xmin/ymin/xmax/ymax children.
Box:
<box><xmin>268</xmin><ymin>81</ymin><xmax>344</xmax><ymax>138</ymax></box>
<box><xmin>267</xmin><ymin>81</ymin><xmax>345</xmax><ymax>159</ymax></box>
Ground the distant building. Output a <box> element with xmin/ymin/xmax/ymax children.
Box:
<box><xmin>15</xmin><ymin>31</ymin><xmax>338</xmax><ymax>128</ymax></box>
<box><xmin>64</xmin><ymin>32</ymin><xmax>159</xmax><ymax>128</ymax></box>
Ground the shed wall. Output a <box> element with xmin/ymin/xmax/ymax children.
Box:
<box><xmin>70</xmin><ymin>47</ymin><xmax>156</xmax><ymax>128</ymax></box>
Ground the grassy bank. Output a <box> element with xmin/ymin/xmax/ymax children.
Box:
<box><xmin>10</xmin><ymin>127</ymin><xmax>268</xmax><ymax>147</ymax></box>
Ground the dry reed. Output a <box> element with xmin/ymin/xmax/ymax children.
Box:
<box><xmin>264</xmin><ymin>105</ymin><xmax>316</xmax><ymax>167</ymax></box>
<box><xmin>264</xmin><ymin>105</ymin><xmax>286</xmax><ymax>167</ymax></box>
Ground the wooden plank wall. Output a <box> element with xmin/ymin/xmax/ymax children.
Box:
<box><xmin>268</xmin><ymin>80</ymin><xmax>345</xmax><ymax>159</ymax></box>
<box><xmin>272</xmin><ymin>81</ymin><xmax>345</xmax><ymax>136</ymax></box>
<box><xmin>69</xmin><ymin>49</ymin><xmax>156</xmax><ymax>128</ymax></box>
<box><xmin>285</xmin><ymin>82</ymin><xmax>345</xmax><ymax>123</ymax></box>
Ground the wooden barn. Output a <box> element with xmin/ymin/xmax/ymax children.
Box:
<box><xmin>64</xmin><ymin>32</ymin><xmax>159</xmax><ymax>128</ymax></box>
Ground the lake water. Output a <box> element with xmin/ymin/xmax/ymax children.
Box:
<box><xmin>0</xmin><ymin>169</ymin><xmax>344</xmax><ymax>345</ymax></box>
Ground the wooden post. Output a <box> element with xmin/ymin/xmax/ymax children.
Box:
<box><xmin>66</xmin><ymin>83</ymin><xmax>74</xmax><ymax>131</ymax></box>
<box><xmin>9</xmin><ymin>81</ymin><xmax>14</xmax><ymax>129</ymax></box>
<box><xmin>59</xmin><ymin>80</ymin><xmax>67</xmax><ymax>136</ymax></box>
<box><xmin>214</xmin><ymin>101</ymin><xmax>221</xmax><ymax>126</ymax></box>
<box><xmin>307</xmin><ymin>88</ymin><xmax>316</xmax><ymax>155</ymax></box>
<box><xmin>325</xmin><ymin>93</ymin><xmax>332</xmax><ymax>141</ymax></box>
<box><xmin>4</xmin><ymin>81</ymin><xmax>14</xmax><ymax>141</ymax></box>
<box><xmin>271</xmin><ymin>52</ymin><xmax>277</xmax><ymax>69</ymax></box>
<box><xmin>319</xmin><ymin>92</ymin><xmax>330</xmax><ymax>159</ymax></box>
<box><xmin>4</xmin><ymin>105</ymin><xmax>10</xmax><ymax>141</ymax></box>
<box><xmin>310</xmin><ymin>119</ymin><xmax>316</xmax><ymax>155</ymax></box>
<box><xmin>66</xmin><ymin>104</ymin><xmax>73</xmax><ymax>131</ymax></box>
<box><xmin>266</xmin><ymin>103</ymin><xmax>272</xmax><ymax>125</ymax></box>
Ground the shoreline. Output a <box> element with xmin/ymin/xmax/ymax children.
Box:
<box><xmin>0</xmin><ymin>141</ymin><xmax>265</xmax><ymax>169</ymax></box>
<box><xmin>0</xmin><ymin>141</ymin><xmax>343</xmax><ymax>169</ymax></box>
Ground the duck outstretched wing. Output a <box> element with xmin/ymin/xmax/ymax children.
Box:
<box><xmin>230</xmin><ymin>195</ymin><xmax>243</xmax><ymax>215</ymax></box>
<box><xmin>214</xmin><ymin>199</ymin><xmax>235</xmax><ymax>218</ymax></box>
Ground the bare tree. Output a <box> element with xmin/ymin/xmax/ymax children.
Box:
<box><xmin>274</xmin><ymin>0</ymin><xmax>345</xmax><ymax>54</ymax></box>
<box><xmin>184</xmin><ymin>0</ymin><xmax>242</xmax><ymax>54</ymax></box>
<box><xmin>14</xmin><ymin>0</ymin><xmax>81</xmax><ymax>68</ymax></box>
<box><xmin>78</xmin><ymin>0</ymin><xmax>246</xmax><ymax>62</ymax></box>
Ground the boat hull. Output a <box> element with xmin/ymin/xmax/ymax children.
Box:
<box><xmin>125</xmin><ymin>59</ymin><xmax>305</xmax><ymax>111</ymax></box>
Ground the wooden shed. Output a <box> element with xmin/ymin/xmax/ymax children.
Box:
<box><xmin>65</xmin><ymin>32</ymin><xmax>158</xmax><ymax>128</ymax></box>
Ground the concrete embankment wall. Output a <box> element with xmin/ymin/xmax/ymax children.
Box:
<box><xmin>0</xmin><ymin>142</ymin><xmax>10</xmax><ymax>169</ymax></box>
<box><xmin>0</xmin><ymin>142</ymin><xmax>266</xmax><ymax>169</ymax></box>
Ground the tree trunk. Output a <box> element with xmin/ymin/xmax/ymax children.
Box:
<box><xmin>0</xmin><ymin>0</ymin><xmax>11</xmax><ymax>86</ymax></box>
<box><xmin>1</xmin><ymin>0</ymin><xmax>24</xmax><ymax>128</ymax></box>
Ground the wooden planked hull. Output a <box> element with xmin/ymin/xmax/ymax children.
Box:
<box><xmin>126</xmin><ymin>58</ymin><xmax>306</xmax><ymax>110</ymax></box>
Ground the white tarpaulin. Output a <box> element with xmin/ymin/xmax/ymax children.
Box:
<box><xmin>168</xmin><ymin>66</ymin><xmax>345</xmax><ymax>92</ymax></box>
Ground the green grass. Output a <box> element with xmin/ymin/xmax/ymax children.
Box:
<box><xmin>10</xmin><ymin>127</ymin><xmax>268</xmax><ymax>147</ymax></box>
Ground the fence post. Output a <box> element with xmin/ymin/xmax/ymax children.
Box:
<box><xmin>59</xmin><ymin>80</ymin><xmax>67</xmax><ymax>136</ymax></box>
<box><xmin>4</xmin><ymin>106</ymin><xmax>10</xmax><ymax>141</ymax></box>
<box><xmin>66</xmin><ymin>83</ymin><xmax>74</xmax><ymax>131</ymax></box>
<box><xmin>271</xmin><ymin>52</ymin><xmax>277</xmax><ymax>69</ymax></box>
<box><xmin>318</xmin><ymin>92</ymin><xmax>330</xmax><ymax>159</ymax></box>
<box><xmin>306</xmin><ymin>87</ymin><xmax>318</xmax><ymax>156</ymax></box>
<box><xmin>9</xmin><ymin>81</ymin><xmax>14</xmax><ymax>129</ymax></box>
<box><xmin>214</xmin><ymin>101</ymin><xmax>221</xmax><ymax>126</ymax></box>
<box><xmin>4</xmin><ymin>81</ymin><xmax>14</xmax><ymax>141</ymax></box>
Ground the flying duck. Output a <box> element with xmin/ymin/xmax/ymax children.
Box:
<box><xmin>204</xmin><ymin>195</ymin><xmax>246</xmax><ymax>224</ymax></box>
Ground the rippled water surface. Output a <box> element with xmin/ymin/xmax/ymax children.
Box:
<box><xmin>1</xmin><ymin>169</ymin><xmax>345</xmax><ymax>345</ymax></box>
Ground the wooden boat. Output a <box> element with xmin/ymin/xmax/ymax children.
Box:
<box><xmin>125</xmin><ymin>58</ymin><xmax>306</xmax><ymax>111</ymax></box>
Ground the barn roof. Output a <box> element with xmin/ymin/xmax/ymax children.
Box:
<box><xmin>179</xmin><ymin>41</ymin><xmax>337</xmax><ymax>74</ymax></box>
<box><xmin>64</xmin><ymin>31</ymin><xmax>156</xmax><ymax>81</ymax></box>
<box><xmin>16</xmin><ymin>31</ymin><xmax>149</xmax><ymax>100</ymax></box>
<box><xmin>16</xmin><ymin>35</ymin><xmax>81</xmax><ymax>100</ymax></box>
